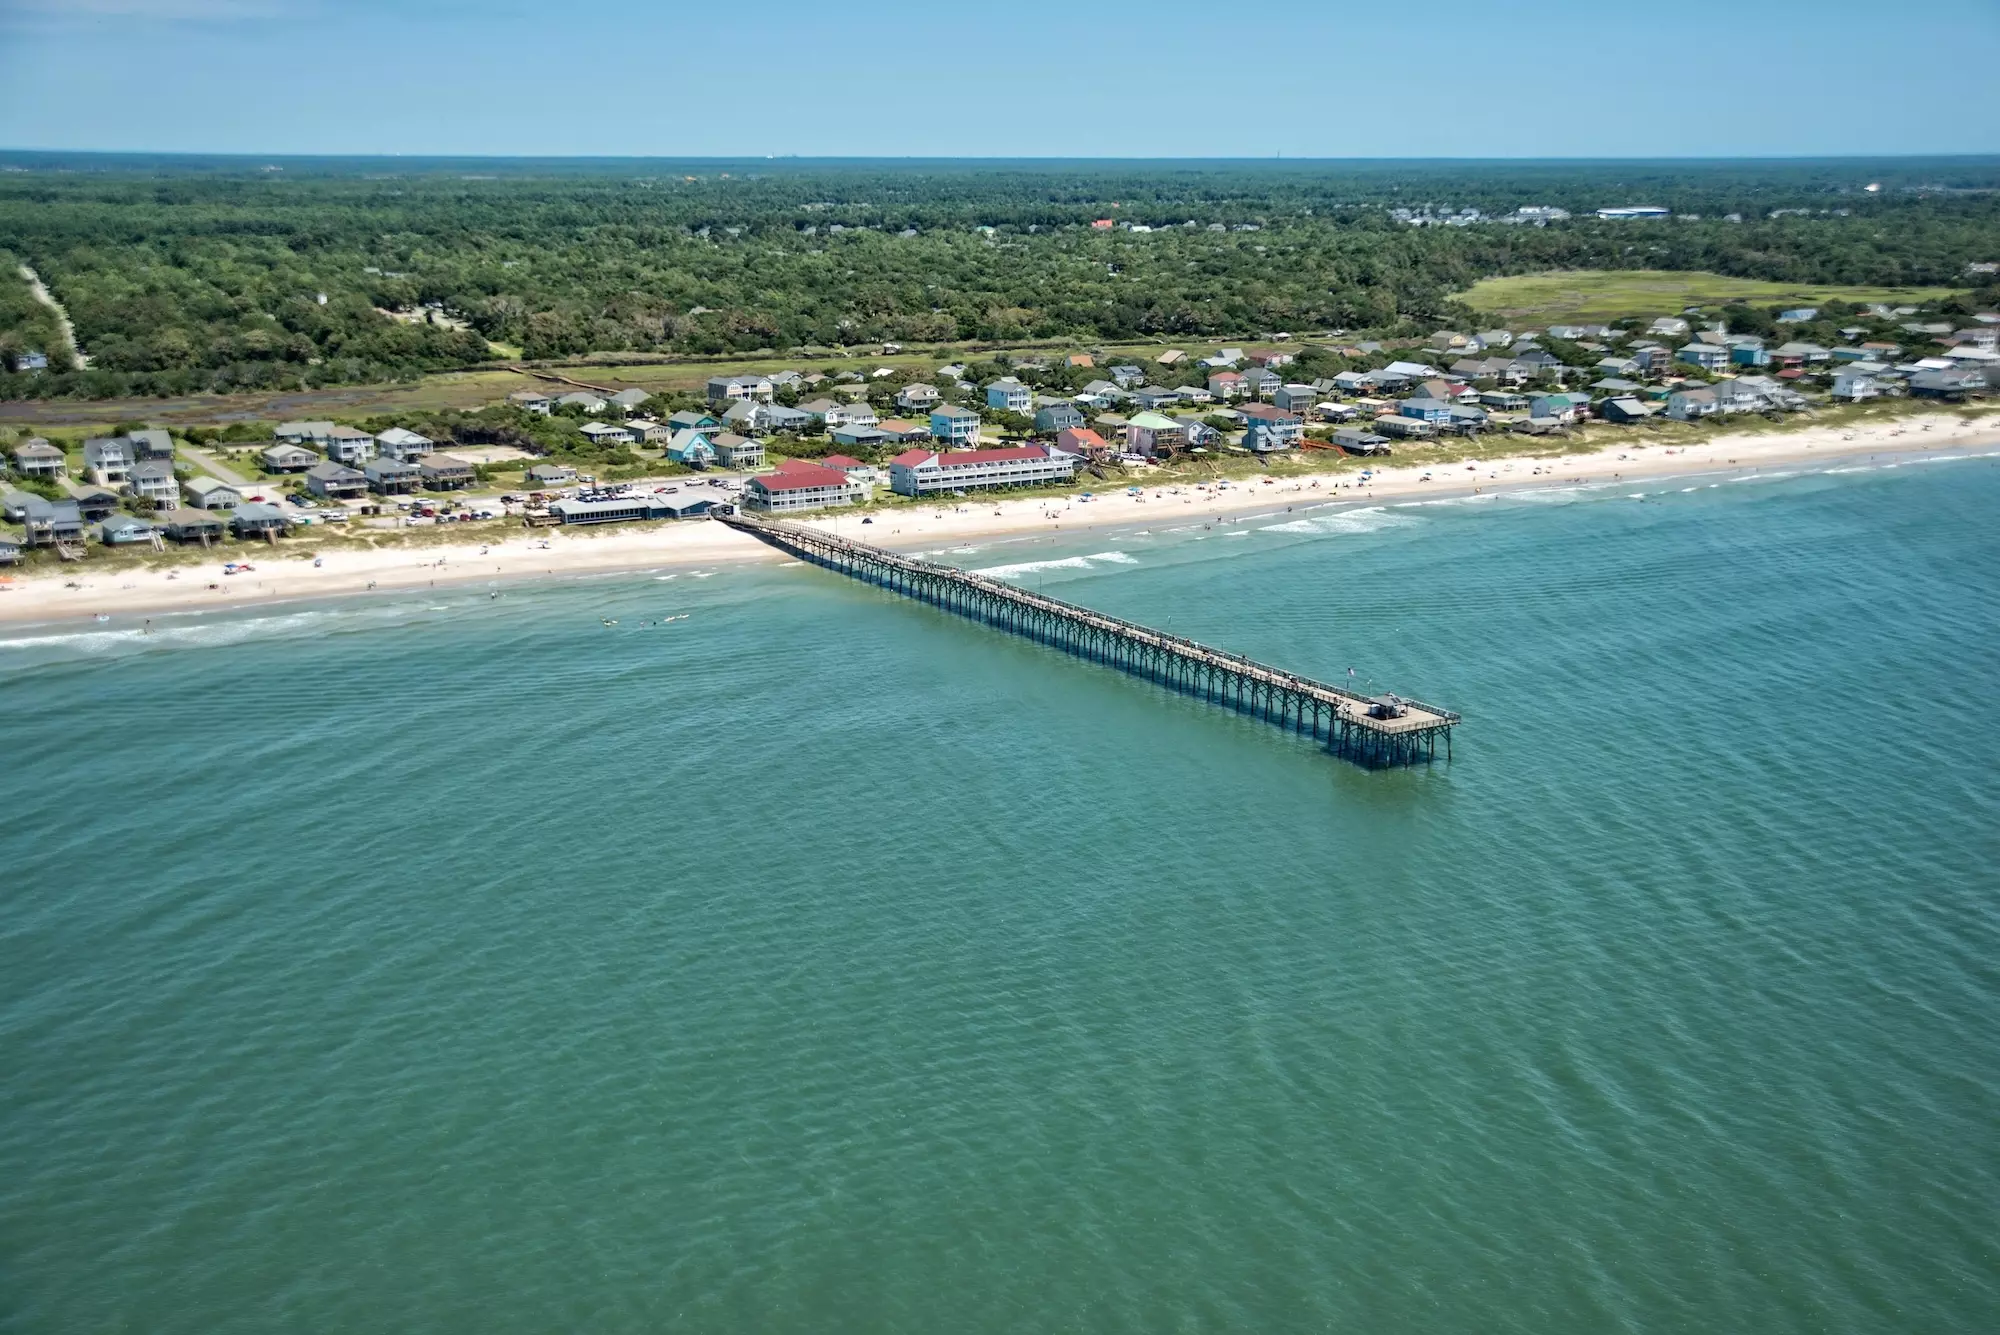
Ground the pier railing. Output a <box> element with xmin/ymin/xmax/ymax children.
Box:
<box><xmin>719</xmin><ymin>511</ymin><xmax>1458</xmax><ymax>767</ymax></box>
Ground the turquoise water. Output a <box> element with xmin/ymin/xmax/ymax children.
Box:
<box><xmin>4</xmin><ymin>455</ymin><xmax>1998</xmax><ymax>1333</ymax></box>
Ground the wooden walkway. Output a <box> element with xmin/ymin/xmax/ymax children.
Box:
<box><xmin>719</xmin><ymin>512</ymin><xmax>1459</xmax><ymax>768</ymax></box>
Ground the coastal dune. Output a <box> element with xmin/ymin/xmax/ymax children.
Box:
<box><xmin>2</xmin><ymin>412</ymin><xmax>1990</xmax><ymax>627</ymax></box>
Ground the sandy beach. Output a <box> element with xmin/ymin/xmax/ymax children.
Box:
<box><xmin>3</xmin><ymin>411</ymin><xmax>1993</xmax><ymax>628</ymax></box>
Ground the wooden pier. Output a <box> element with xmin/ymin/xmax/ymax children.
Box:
<box><xmin>719</xmin><ymin>512</ymin><xmax>1459</xmax><ymax>768</ymax></box>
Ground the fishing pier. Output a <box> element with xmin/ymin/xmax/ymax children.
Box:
<box><xmin>719</xmin><ymin>513</ymin><xmax>1459</xmax><ymax>768</ymax></box>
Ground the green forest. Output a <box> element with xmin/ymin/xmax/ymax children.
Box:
<box><xmin>3</xmin><ymin>155</ymin><xmax>1997</xmax><ymax>401</ymax></box>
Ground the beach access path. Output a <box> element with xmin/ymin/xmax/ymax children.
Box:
<box><xmin>1</xmin><ymin>412</ymin><xmax>1993</xmax><ymax>627</ymax></box>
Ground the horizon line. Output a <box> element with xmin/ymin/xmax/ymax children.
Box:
<box><xmin>5</xmin><ymin>149</ymin><xmax>1999</xmax><ymax>166</ymax></box>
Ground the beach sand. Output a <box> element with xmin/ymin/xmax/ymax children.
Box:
<box><xmin>3</xmin><ymin>411</ymin><xmax>1991</xmax><ymax>627</ymax></box>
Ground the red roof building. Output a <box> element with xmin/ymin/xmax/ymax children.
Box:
<box><xmin>887</xmin><ymin>445</ymin><xmax>1079</xmax><ymax>497</ymax></box>
<box><xmin>743</xmin><ymin>461</ymin><xmax>856</xmax><ymax>513</ymax></box>
<box><xmin>1056</xmin><ymin>427</ymin><xmax>1108</xmax><ymax>457</ymax></box>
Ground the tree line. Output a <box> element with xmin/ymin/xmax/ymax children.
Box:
<box><xmin>2</xmin><ymin>159</ymin><xmax>1996</xmax><ymax>401</ymax></box>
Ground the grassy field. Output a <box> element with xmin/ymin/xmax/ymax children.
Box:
<box><xmin>1455</xmin><ymin>270</ymin><xmax>1966</xmax><ymax>323</ymax></box>
<box><xmin>0</xmin><ymin>337</ymin><xmax>1203</xmax><ymax>432</ymax></box>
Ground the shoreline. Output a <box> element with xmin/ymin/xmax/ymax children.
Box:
<box><xmin>3</xmin><ymin>412</ymin><xmax>1993</xmax><ymax>629</ymax></box>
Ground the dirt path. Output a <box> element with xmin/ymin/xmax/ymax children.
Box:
<box><xmin>177</xmin><ymin>443</ymin><xmax>251</xmax><ymax>487</ymax></box>
<box><xmin>18</xmin><ymin>265</ymin><xmax>88</xmax><ymax>369</ymax></box>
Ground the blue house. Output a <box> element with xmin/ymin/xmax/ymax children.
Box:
<box><xmin>1397</xmin><ymin>397</ymin><xmax>1453</xmax><ymax>424</ymax></box>
<box><xmin>1676</xmin><ymin>343</ymin><xmax>1728</xmax><ymax>371</ymax></box>
<box><xmin>985</xmin><ymin>377</ymin><xmax>1032</xmax><ymax>412</ymax></box>
<box><xmin>666</xmin><ymin>429</ymin><xmax>717</xmax><ymax>467</ymax></box>
<box><xmin>98</xmin><ymin>513</ymin><xmax>158</xmax><ymax>545</ymax></box>
<box><xmin>930</xmin><ymin>405</ymin><xmax>982</xmax><ymax>446</ymax></box>
<box><xmin>1730</xmin><ymin>343</ymin><xmax>1771</xmax><ymax>367</ymax></box>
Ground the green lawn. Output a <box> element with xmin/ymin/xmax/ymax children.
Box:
<box><xmin>1455</xmin><ymin>270</ymin><xmax>1966</xmax><ymax>323</ymax></box>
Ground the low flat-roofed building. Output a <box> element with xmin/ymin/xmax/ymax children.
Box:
<box><xmin>550</xmin><ymin>494</ymin><xmax>715</xmax><ymax>524</ymax></box>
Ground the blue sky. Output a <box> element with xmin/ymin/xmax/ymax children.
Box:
<box><xmin>3</xmin><ymin>0</ymin><xmax>1998</xmax><ymax>158</ymax></box>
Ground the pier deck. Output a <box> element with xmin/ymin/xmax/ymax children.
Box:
<box><xmin>719</xmin><ymin>512</ymin><xmax>1459</xmax><ymax>767</ymax></box>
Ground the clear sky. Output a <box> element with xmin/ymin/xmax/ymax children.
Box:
<box><xmin>4</xmin><ymin>0</ymin><xmax>1997</xmax><ymax>158</ymax></box>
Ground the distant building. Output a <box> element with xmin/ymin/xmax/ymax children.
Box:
<box><xmin>507</xmin><ymin>390</ymin><xmax>554</xmax><ymax>415</ymax></box>
<box><xmin>706</xmin><ymin>374</ymin><xmax>773</xmax><ymax>404</ymax></box>
<box><xmin>274</xmin><ymin>420</ymin><xmax>336</xmax><ymax>445</ymax></box>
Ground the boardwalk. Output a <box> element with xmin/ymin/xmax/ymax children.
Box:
<box><xmin>720</xmin><ymin>512</ymin><xmax>1459</xmax><ymax>767</ymax></box>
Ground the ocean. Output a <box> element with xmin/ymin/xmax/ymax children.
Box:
<box><xmin>3</xmin><ymin>455</ymin><xmax>1997</xmax><ymax>1333</ymax></box>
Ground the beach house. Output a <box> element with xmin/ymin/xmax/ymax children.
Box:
<box><xmin>895</xmin><ymin>382</ymin><xmax>942</xmax><ymax>412</ymax></box>
<box><xmin>1238</xmin><ymin>403</ymin><xmax>1305</xmax><ymax>452</ymax></box>
<box><xmin>929</xmin><ymin>405</ymin><xmax>981</xmax><ymax>446</ymax></box>
<box><xmin>98</xmin><ymin>513</ymin><xmax>158</xmax><ymax>546</ymax></box>
<box><xmin>710</xmin><ymin>433</ymin><xmax>765</xmax><ymax>469</ymax></box>
<box><xmin>183</xmin><ymin>476</ymin><xmax>243</xmax><ymax>510</ymax></box>
<box><xmin>1124</xmin><ymin>412</ymin><xmax>1187</xmax><ymax>458</ymax></box>
<box><xmin>375</xmin><ymin>427</ymin><xmax>434</xmax><ymax>461</ymax></box>
<box><xmin>323</xmin><ymin>426</ymin><xmax>377</xmax><ymax>465</ymax></box>
<box><xmin>364</xmin><ymin>456</ymin><xmax>422</xmax><ymax>494</ymax></box>
<box><xmin>230</xmin><ymin>502</ymin><xmax>292</xmax><ymax>539</ymax></box>
<box><xmin>11</xmin><ymin>437</ymin><xmax>65</xmax><ymax>478</ymax></box>
<box><xmin>83</xmin><ymin>437</ymin><xmax>135</xmax><ymax>485</ymax></box>
<box><xmin>126</xmin><ymin>458</ymin><xmax>180</xmax><ymax>508</ymax></box>
<box><xmin>262</xmin><ymin>443</ymin><xmax>320</xmax><ymax>473</ymax></box>
<box><xmin>666</xmin><ymin>430</ymin><xmax>717</xmax><ymax>467</ymax></box>
<box><xmin>418</xmin><ymin>454</ymin><xmax>477</xmax><ymax>490</ymax></box>
<box><xmin>305</xmin><ymin>461</ymin><xmax>368</xmax><ymax>500</ymax></box>
<box><xmin>985</xmin><ymin>377</ymin><xmax>1033</xmax><ymax>412</ymax></box>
